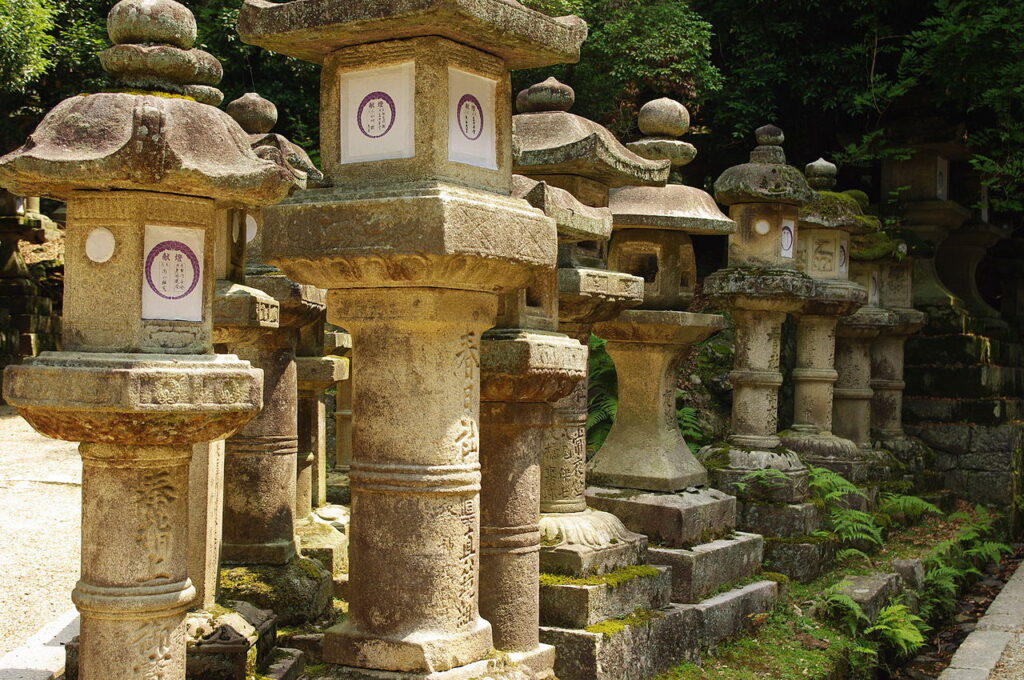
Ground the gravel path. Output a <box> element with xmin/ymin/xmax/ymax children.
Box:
<box><xmin>0</xmin><ymin>407</ymin><xmax>80</xmax><ymax>657</ymax></box>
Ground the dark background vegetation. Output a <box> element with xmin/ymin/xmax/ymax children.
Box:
<box><xmin>2</xmin><ymin>0</ymin><xmax>1022</xmax><ymax>213</ymax></box>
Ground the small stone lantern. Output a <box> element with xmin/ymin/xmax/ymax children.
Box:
<box><xmin>835</xmin><ymin>233</ymin><xmax>900</xmax><ymax>477</ymax></box>
<box><xmin>239</xmin><ymin>2</ymin><xmax>586</xmax><ymax>676</ymax></box>
<box><xmin>0</xmin><ymin>1</ymin><xmax>296</xmax><ymax>677</ymax></box>
<box><xmin>779</xmin><ymin>158</ymin><xmax>868</xmax><ymax>467</ymax></box>
<box><xmin>512</xmin><ymin>77</ymin><xmax>668</xmax><ymax>576</ymax></box>
<box><xmin>702</xmin><ymin>125</ymin><xmax>816</xmax><ymax>499</ymax></box>
<box><xmin>871</xmin><ymin>250</ymin><xmax>927</xmax><ymax>460</ymax></box>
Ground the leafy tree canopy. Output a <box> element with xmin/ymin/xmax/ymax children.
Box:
<box><xmin>1</xmin><ymin>0</ymin><xmax>1021</xmax><ymax>214</ymax></box>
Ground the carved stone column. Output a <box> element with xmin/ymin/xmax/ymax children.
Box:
<box><xmin>239</xmin><ymin>3</ymin><xmax>585</xmax><ymax>675</ymax></box>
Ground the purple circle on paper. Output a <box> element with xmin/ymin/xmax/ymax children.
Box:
<box><xmin>457</xmin><ymin>94</ymin><xmax>484</xmax><ymax>141</ymax></box>
<box><xmin>145</xmin><ymin>240</ymin><xmax>200</xmax><ymax>301</ymax></box>
<box><xmin>781</xmin><ymin>225</ymin><xmax>794</xmax><ymax>252</ymax></box>
<box><xmin>357</xmin><ymin>91</ymin><xmax>397</xmax><ymax>139</ymax></box>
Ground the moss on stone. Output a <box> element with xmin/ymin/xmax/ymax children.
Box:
<box><xmin>699</xmin><ymin>443</ymin><xmax>733</xmax><ymax>470</ymax></box>
<box><xmin>592</xmin><ymin>488</ymin><xmax>647</xmax><ymax>499</ymax></box>
<box><xmin>765</xmin><ymin>533</ymin><xmax>836</xmax><ymax>545</ymax></box>
<box><xmin>850</xmin><ymin>230</ymin><xmax>904</xmax><ymax>261</ymax></box>
<box><xmin>585</xmin><ymin>608</ymin><xmax>665</xmax><ymax>637</ymax></box>
<box><xmin>539</xmin><ymin>565</ymin><xmax>661</xmax><ymax>589</ymax></box>
<box><xmin>218</xmin><ymin>557</ymin><xmax>331</xmax><ymax>625</ymax></box>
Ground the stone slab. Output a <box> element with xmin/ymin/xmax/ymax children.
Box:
<box><xmin>585</xmin><ymin>487</ymin><xmax>736</xmax><ymax>548</ymax></box>
<box><xmin>836</xmin><ymin>573</ymin><xmax>903</xmax><ymax>622</ymax></box>
<box><xmin>306</xmin><ymin>648</ymin><xmax>551</xmax><ymax>680</ymax></box>
<box><xmin>0</xmin><ymin>609</ymin><xmax>78</xmax><ymax>680</ymax></box>
<box><xmin>648</xmin><ymin>532</ymin><xmax>764</xmax><ymax>603</ymax></box>
<box><xmin>678</xmin><ymin>580</ymin><xmax>779</xmax><ymax>649</ymax></box>
<box><xmin>539</xmin><ymin>566</ymin><xmax>672</xmax><ymax>628</ymax></box>
<box><xmin>763</xmin><ymin>537</ymin><xmax>836</xmax><ymax>583</ymax></box>
<box><xmin>941</xmin><ymin>632</ymin><xmax>1015</xmax><ymax>675</ymax></box>
<box><xmin>736</xmin><ymin>501</ymin><xmax>823</xmax><ymax>538</ymax></box>
<box><xmin>264</xmin><ymin>648</ymin><xmax>305</xmax><ymax>680</ymax></box>
<box><xmin>540</xmin><ymin>605</ymin><xmax>701</xmax><ymax>680</ymax></box>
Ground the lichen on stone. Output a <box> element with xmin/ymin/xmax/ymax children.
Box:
<box><xmin>539</xmin><ymin>565</ymin><xmax>661</xmax><ymax>589</ymax></box>
<box><xmin>584</xmin><ymin>608</ymin><xmax>665</xmax><ymax>637</ymax></box>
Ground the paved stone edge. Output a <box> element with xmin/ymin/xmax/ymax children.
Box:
<box><xmin>939</xmin><ymin>562</ymin><xmax>1024</xmax><ymax>679</ymax></box>
<box><xmin>0</xmin><ymin>609</ymin><xmax>78</xmax><ymax>680</ymax></box>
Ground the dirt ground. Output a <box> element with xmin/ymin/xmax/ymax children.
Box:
<box><xmin>0</xmin><ymin>406</ymin><xmax>80</xmax><ymax>657</ymax></box>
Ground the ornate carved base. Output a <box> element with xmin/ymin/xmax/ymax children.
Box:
<box><xmin>539</xmin><ymin>508</ymin><xmax>646</xmax><ymax>576</ymax></box>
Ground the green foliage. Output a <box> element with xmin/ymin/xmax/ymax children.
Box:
<box><xmin>676</xmin><ymin>404</ymin><xmax>710</xmax><ymax>454</ymax></box>
<box><xmin>808</xmin><ymin>466</ymin><xmax>867</xmax><ymax>506</ymax></box>
<box><xmin>818</xmin><ymin>584</ymin><xmax>869</xmax><ymax>637</ymax></box>
<box><xmin>878</xmin><ymin>493</ymin><xmax>942</xmax><ymax>525</ymax></box>
<box><xmin>807</xmin><ymin>467</ymin><xmax>883</xmax><ymax>550</ymax></box>
<box><xmin>734</xmin><ymin>468</ymin><xmax>789</xmax><ymax>496</ymax></box>
<box><xmin>831</xmin><ymin>507</ymin><xmax>884</xmax><ymax>548</ymax></box>
<box><xmin>586</xmin><ymin>334</ymin><xmax>617</xmax><ymax>453</ymax></box>
<box><xmin>519</xmin><ymin>0</ymin><xmax>722</xmax><ymax>135</ymax></box>
<box><xmin>865</xmin><ymin>604</ymin><xmax>928</xmax><ymax>659</ymax></box>
<box><xmin>0</xmin><ymin>0</ymin><xmax>55</xmax><ymax>94</ymax></box>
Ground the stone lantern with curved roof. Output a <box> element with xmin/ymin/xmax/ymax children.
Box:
<box><xmin>512</xmin><ymin>77</ymin><xmax>668</xmax><ymax>579</ymax></box>
<box><xmin>238</xmin><ymin>2</ymin><xmax>586</xmax><ymax>677</ymax></box>
<box><xmin>778</xmin><ymin>158</ymin><xmax>870</xmax><ymax>471</ymax></box>
<box><xmin>0</xmin><ymin>0</ymin><xmax>298</xmax><ymax>677</ymax></box>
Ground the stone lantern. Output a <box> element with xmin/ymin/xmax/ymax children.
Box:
<box><xmin>836</xmin><ymin>236</ymin><xmax>900</xmax><ymax>479</ymax></box>
<box><xmin>701</xmin><ymin>125</ymin><xmax>816</xmax><ymax>497</ymax></box>
<box><xmin>238</xmin><ymin>2</ymin><xmax>586</xmax><ymax>676</ymax></box>
<box><xmin>0</xmin><ymin>0</ymin><xmax>297</xmax><ymax>676</ymax></box>
<box><xmin>0</xmin><ymin>191</ymin><xmax>60</xmax><ymax>375</ymax></box>
<box><xmin>778</xmin><ymin>158</ymin><xmax>869</xmax><ymax>470</ymax></box>
<box><xmin>700</xmin><ymin>126</ymin><xmax>828</xmax><ymax>581</ymax></box>
<box><xmin>477</xmin><ymin>178</ymin><xmax>592</xmax><ymax>676</ymax></box>
<box><xmin>512</xmin><ymin>77</ymin><xmax>667</xmax><ymax>577</ymax></box>
<box><xmin>871</xmin><ymin>248</ymin><xmax>927</xmax><ymax>462</ymax></box>
<box><xmin>584</xmin><ymin>98</ymin><xmax>769</xmax><ymax>604</ymax></box>
<box><xmin>212</xmin><ymin>94</ymin><xmax>336</xmax><ymax>624</ymax></box>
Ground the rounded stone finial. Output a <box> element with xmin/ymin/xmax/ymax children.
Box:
<box><xmin>100</xmin><ymin>0</ymin><xmax>223</xmax><ymax>105</ymax></box>
<box><xmin>516</xmin><ymin>77</ymin><xmax>575</xmax><ymax>113</ymax></box>
<box><xmin>227</xmin><ymin>93</ymin><xmax>278</xmax><ymax>134</ymax></box>
<box><xmin>637</xmin><ymin>98</ymin><xmax>690</xmax><ymax>138</ymax></box>
<box><xmin>107</xmin><ymin>0</ymin><xmax>197</xmax><ymax>50</ymax></box>
<box><xmin>756</xmin><ymin>124</ymin><xmax>784</xmax><ymax>146</ymax></box>
<box><xmin>805</xmin><ymin>157</ymin><xmax>838</xmax><ymax>190</ymax></box>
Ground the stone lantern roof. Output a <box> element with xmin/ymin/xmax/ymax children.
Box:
<box><xmin>609</xmin><ymin>98</ymin><xmax>735</xmax><ymax>234</ymax></box>
<box><xmin>513</xmin><ymin>78</ymin><xmax>670</xmax><ymax>188</ymax></box>
<box><xmin>0</xmin><ymin>0</ymin><xmax>294</xmax><ymax>206</ymax></box>
<box><xmin>238</xmin><ymin>0</ymin><xmax>587</xmax><ymax>70</ymax></box>
<box><xmin>799</xmin><ymin>158</ymin><xmax>879</xmax><ymax>234</ymax></box>
<box><xmin>227</xmin><ymin>92</ymin><xmax>324</xmax><ymax>190</ymax></box>
<box><xmin>714</xmin><ymin>124</ymin><xmax>815</xmax><ymax>206</ymax></box>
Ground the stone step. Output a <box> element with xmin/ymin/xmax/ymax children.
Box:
<box><xmin>648</xmin><ymin>532</ymin><xmax>764</xmax><ymax>603</ymax></box>
<box><xmin>265</xmin><ymin>648</ymin><xmax>306</xmax><ymax>680</ymax></box>
<box><xmin>678</xmin><ymin>580</ymin><xmax>779</xmax><ymax>650</ymax></box>
<box><xmin>736</xmin><ymin>501</ymin><xmax>824</xmax><ymax>538</ymax></box>
<box><xmin>585</xmin><ymin>486</ymin><xmax>736</xmax><ymax>548</ymax></box>
<box><xmin>763</xmin><ymin>536</ymin><xmax>837</xmax><ymax>583</ymax></box>
<box><xmin>904</xmin><ymin>395</ymin><xmax>1024</xmax><ymax>424</ymax></box>
<box><xmin>540</xmin><ymin>580</ymin><xmax>778</xmax><ymax>680</ymax></box>
<box><xmin>539</xmin><ymin>565</ymin><xmax>672</xmax><ymax>628</ymax></box>
<box><xmin>905</xmin><ymin>364</ymin><xmax>1024</xmax><ymax>399</ymax></box>
<box><xmin>837</xmin><ymin>573</ymin><xmax>904</xmax><ymax>622</ymax></box>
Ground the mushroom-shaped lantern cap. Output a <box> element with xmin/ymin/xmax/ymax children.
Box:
<box><xmin>799</xmin><ymin>157</ymin><xmax>879</xmax><ymax>234</ymax></box>
<box><xmin>513</xmin><ymin>78</ymin><xmax>669</xmax><ymax>188</ymax></box>
<box><xmin>609</xmin><ymin>98</ymin><xmax>734</xmax><ymax>235</ymax></box>
<box><xmin>226</xmin><ymin>92</ymin><xmax>324</xmax><ymax>190</ymax></box>
<box><xmin>714</xmin><ymin>124</ymin><xmax>815</xmax><ymax>206</ymax></box>
<box><xmin>0</xmin><ymin>0</ymin><xmax>295</xmax><ymax>206</ymax></box>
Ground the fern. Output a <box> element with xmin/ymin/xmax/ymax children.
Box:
<box><xmin>837</xmin><ymin>548</ymin><xmax>873</xmax><ymax>564</ymax></box>
<box><xmin>866</xmin><ymin>604</ymin><xmax>928</xmax><ymax>658</ymax></box>
<box><xmin>878</xmin><ymin>493</ymin><xmax>942</xmax><ymax>524</ymax></box>
<box><xmin>818</xmin><ymin>585</ymin><xmax>870</xmax><ymax>636</ymax></box>
<box><xmin>808</xmin><ymin>465</ymin><xmax>867</xmax><ymax>504</ymax></box>
<box><xmin>965</xmin><ymin>540</ymin><xmax>1012</xmax><ymax>564</ymax></box>
<box><xmin>830</xmin><ymin>507</ymin><xmax>884</xmax><ymax>547</ymax></box>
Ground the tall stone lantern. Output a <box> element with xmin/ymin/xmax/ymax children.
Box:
<box><xmin>512</xmin><ymin>77</ymin><xmax>669</xmax><ymax>576</ymax></box>
<box><xmin>779</xmin><ymin>158</ymin><xmax>869</xmax><ymax>472</ymax></box>
<box><xmin>238</xmin><ymin>2</ymin><xmax>586</xmax><ymax>676</ymax></box>
<box><xmin>0</xmin><ymin>1</ymin><xmax>296</xmax><ymax>677</ymax></box>
<box><xmin>871</xmin><ymin>250</ymin><xmax>927</xmax><ymax>461</ymax></box>
<box><xmin>701</xmin><ymin>126</ymin><xmax>816</xmax><ymax>500</ymax></box>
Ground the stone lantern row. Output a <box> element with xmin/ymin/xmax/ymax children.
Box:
<box><xmin>0</xmin><ymin>1</ymin><xmax>932</xmax><ymax>679</ymax></box>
